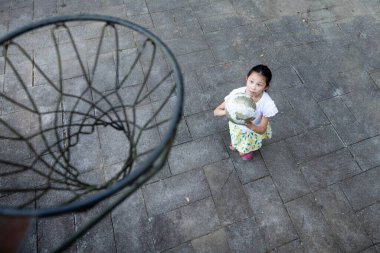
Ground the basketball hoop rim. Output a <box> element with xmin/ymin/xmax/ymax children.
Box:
<box><xmin>0</xmin><ymin>14</ymin><xmax>184</xmax><ymax>217</ymax></box>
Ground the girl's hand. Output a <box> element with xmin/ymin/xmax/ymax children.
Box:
<box><xmin>214</xmin><ymin>101</ymin><xmax>226</xmax><ymax>117</ymax></box>
<box><xmin>245</xmin><ymin>116</ymin><xmax>269</xmax><ymax>135</ymax></box>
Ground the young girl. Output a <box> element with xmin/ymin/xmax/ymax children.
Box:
<box><xmin>214</xmin><ymin>64</ymin><xmax>278</xmax><ymax>160</ymax></box>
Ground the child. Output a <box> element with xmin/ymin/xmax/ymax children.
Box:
<box><xmin>214</xmin><ymin>64</ymin><xmax>278</xmax><ymax>160</ymax></box>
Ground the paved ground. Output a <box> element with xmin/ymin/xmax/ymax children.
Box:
<box><xmin>1</xmin><ymin>0</ymin><xmax>380</xmax><ymax>252</ymax></box>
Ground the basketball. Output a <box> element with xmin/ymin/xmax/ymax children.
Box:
<box><xmin>225</xmin><ymin>93</ymin><xmax>256</xmax><ymax>125</ymax></box>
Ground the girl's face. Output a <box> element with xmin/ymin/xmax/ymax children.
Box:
<box><xmin>245</xmin><ymin>71</ymin><xmax>268</xmax><ymax>97</ymax></box>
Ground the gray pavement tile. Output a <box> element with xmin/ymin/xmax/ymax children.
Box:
<box><xmin>127</xmin><ymin>14</ymin><xmax>154</xmax><ymax>29</ymax></box>
<box><xmin>150</xmin><ymin>9</ymin><xmax>203</xmax><ymax>38</ymax></box>
<box><xmin>268</xmin><ymin>111</ymin><xmax>306</xmax><ymax>143</ymax></box>
<box><xmin>357</xmin><ymin>203</ymin><xmax>380</xmax><ymax>244</ymax></box>
<box><xmin>37</xmin><ymin>38</ymin><xmax>86</xmax><ymax>64</ymax></box>
<box><xmin>124</xmin><ymin>0</ymin><xmax>148</xmax><ymax>16</ymax></box>
<box><xmin>271</xmin><ymin>239</ymin><xmax>304</xmax><ymax>253</ymax></box>
<box><xmin>57</xmin><ymin>23</ymin><xmax>106</xmax><ymax>44</ymax></box>
<box><xmin>338</xmin><ymin>16</ymin><xmax>379</xmax><ymax>39</ymax></box>
<box><xmin>142</xmin><ymin>168</ymin><xmax>211</xmax><ymax>216</ymax></box>
<box><xmin>191</xmin><ymin>228</ymin><xmax>230</xmax><ymax>253</ymax></box>
<box><xmin>164</xmin><ymin>119</ymin><xmax>192</xmax><ymax>146</ymax></box>
<box><xmin>75</xmin><ymin>203</ymin><xmax>116</xmax><ymax>253</ymax></box>
<box><xmin>176</xmin><ymin>19</ymin><xmax>204</xmax><ymax>38</ymax></box>
<box><xmin>0</xmin><ymin>160</ymin><xmax>47</xmax><ymax>195</ymax></box>
<box><xmin>341</xmin><ymin>90</ymin><xmax>380</xmax><ymax>137</ymax></box>
<box><xmin>203</xmin><ymin>159</ymin><xmax>252</xmax><ymax>225</ymax></box>
<box><xmin>37</xmin><ymin>215</ymin><xmax>76</xmax><ymax>253</ymax></box>
<box><xmin>0</xmin><ymin>139</ymin><xmax>31</xmax><ymax>162</ymax></box>
<box><xmin>37</xmin><ymin>190</ymin><xmax>77</xmax><ymax>252</ymax></box>
<box><xmin>146</xmin><ymin>0</ymin><xmax>189</xmax><ymax>12</ymax></box>
<box><xmin>359</xmin><ymin>246</ymin><xmax>379</xmax><ymax>253</ymax></box>
<box><xmin>11</xmin><ymin>0</ymin><xmax>33</xmax><ymax>10</ymax></box>
<box><xmin>300</xmin><ymin>148</ymin><xmax>362</xmax><ymax>191</ymax></box>
<box><xmin>124</xmin><ymin>104</ymin><xmax>162</xmax><ymax>154</ymax></box>
<box><xmin>186</xmin><ymin>110</ymin><xmax>228</xmax><ymax>139</ymax></box>
<box><xmin>314</xmin><ymin>184</ymin><xmax>372</xmax><ymax>252</ymax></box>
<box><xmin>62</xmin><ymin>76</ymin><xmax>94</xmax><ymax>122</ymax></box>
<box><xmin>149</xmin><ymin>24</ymin><xmax>182</xmax><ymax>42</ymax></box>
<box><xmin>29</xmin><ymin>111</ymin><xmax>65</xmax><ymax>155</ymax></box>
<box><xmin>182</xmin><ymin>73</ymin><xmax>210</xmax><ymax>117</ymax></box>
<box><xmin>34</xmin><ymin>59</ymin><xmax>82</xmax><ymax>87</ymax></box>
<box><xmin>283</xmin><ymin>86</ymin><xmax>329</xmax><ymax>130</ymax></box>
<box><xmin>326</xmin><ymin>39</ymin><xmax>371</xmax><ymax>73</ymax></box>
<box><xmin>330</xmin><ymin>68</ymin><xmax>378</xmax><ymax>96</ymax></box>
<box><xmin>285</xmin><ymin>194</ymin><xmax>342</xmax><ymax>253</ymax></box>
<box><xmin>86</xmin><ymin>33</ymin><xmax>136</xmax><ymax>56</ymax></box>
<box><xmin>261</xmin><ymin>141</ymin><xmax>310</xmax><ymax>202</ymax></box>
<box><xmin>268</xmin><ymin>90</ymin><xmax>293</xmax><ymax>114</ymax></box>
<box><xmin>244</xmin><ymin>177</ymin><xmax>298</xmax><ymax>249</ymax></box>
<box><xmin>314</xmin><ymin>21</ymin><xmax>350</xmax><ymax>41</ymax></box>
<box><xmin>225</xmin><ymin>217</ymin><xmax>268</xmax><ymax>253</ymax></box>
<box><xmin>90</xmin><ymin>6</ymin><xmax>127</xmax><ymax>17</ymax></box>
<box><xmin>97</xmin><ymin>118</ymin><xmax>130</xmax><ymax>167</ymax></box>
<box><xmin>152</xmin><ymin>97</ymin><xmax>192</xmax><ymax>146</ymax></box>
<box><xmin>168</xmin><ymin>134</ymin><xmax>229</xmax><ymax>175</ymax></box>
<box><xmin>0</xmin><ymin>57</ymin><xmax>4</xmax><ymax>75</ymax></box>
<box><xmin>340</xmin><ymin>166</ymin><xmax>380</xmax><ymax>211</ymax></box>
<box><xmin>118</xmin><ymin>48</ymin><xmax>145</xmax><ymax>87</ymax></box>
<box><xmin>295</xmin><ymin>65</ymin><xmax>339</xmax><ymax>101</ymax></box>
<box><xmin>320</xmin><ymin>96</ymin><xmax>377</xmax><ymax>145</ymax></box>
<box><xmin>198</xmin><ymin>13</ymin><xmax>248</xmax><ymax>33</ymax></box>
<box><xmin>162</xmin><ymin>243</ymin><xmax>193</xmax><ymax>253</ymax></box>
<box><xmin>93</xmin><ymin>84</ymin><xmax>150</xmax><ymax>114</ymax></box>
<box><xmin>64</xmin><ymin>129</ymin><xmax>103</xmax><ymax>173</ymax></box>
<box><xmin>34</xmin><ymin>0</ymin><xmax>57</xmax><ymax>19</ymax></box>
<box><xmin>4</xmin><ymin>59</ymin><xmax>33</xmax><ymax>94</ymax></box>
<box><xmin>192</xmin><ymin>0</ymin><xmax>235</xmax><ymax>19</ymax></box>
<box><xmin>142</xmin><ymin>59</ymin><xmax>175</xmax><ymax>103</ymax></box>
<box><xmin>286</xmin><ymin>125</ymin><xmax>345</xmax><ymax>164</ymax></box>
<box><xmin>350</xmin><ymin>135</ymin><xmax>380</xmax><ymax>171</ymax></box>
<box><xmin>209</xmin><ymin>22</ymin><xmax>270</xmax><ymax>62</ymax></box>
<box><xmin>152</xmin><ymin>197</ymin><xmax>220</xmax><ymax>252</ymax></box>
<box><xmin>8</xmin><ymin>7</ymin><xmax>33</xmax><ymax>31</ymax></box>
<box><xmin>0</xmin><ymin>22</ymin><xmax>7</xmax><ymax>40</ymax></box>
<box><xmin>176</xmin><ymin>49</ymin><xmax>215</xmax><ymax>74</ymax></box>
<box><xmin>0</xmin><ymin>109</ymin><xmax>31</xmax><ymax>137</ymax></box>
<box><xmin>111</xmin><ymin>190</ymin><xmax>155</xmax><ymax>253</ymax></box>
<box><xmin>270</xmin><ymin>66</ymin><xmax>302</xmax><ymax>91</ymax></box>
<box><xmin>165</xmin><ymin>36</ymin><xmax>209</xmax><ymax>56</ymax></box>
<box><xmin>0</xmin><ymin>1</ymin><xmax>10</xmax><ymax>11</ymax></box>
<box><xmin>371</xmin><ymin>71</ymin><xmax>380</xmax><ymax>89</ymax></box>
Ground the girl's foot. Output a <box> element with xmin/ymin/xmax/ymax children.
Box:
<box><xmin>241</xmin><ymin>151</ymin><xmax>253</xmax><ymax>161</ymax></box>
<box><xmin>229</xmin><ymin>144</ymin><xmax>236</xmax><ymax>151</ymax></box>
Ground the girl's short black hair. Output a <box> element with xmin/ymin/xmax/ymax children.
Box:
<box><xmin>247</xmin><ymin>64</ymin><xmax>272</xmax><ymax>86</ymax></box>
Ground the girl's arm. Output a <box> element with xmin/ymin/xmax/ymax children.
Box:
<box><xmin>214</xmin><ymin>101</ymin><xmax>226</xmax><ymax>117</ymax></box>
<box><xmin>245</xmin><ymin>116</ymin><xmax>269</xmax><ymax>135</ymax></box>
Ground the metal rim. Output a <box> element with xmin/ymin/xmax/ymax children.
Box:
<box><xmin>0</xmin><ymin>14</ymin><xmax>184</xmax><ymax>217</ymax></box>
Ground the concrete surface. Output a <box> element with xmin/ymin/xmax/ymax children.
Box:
<box><xmin>0</xmin><ymin>0</ymin><xmax>380</xmax><ymax>252</ymax></box>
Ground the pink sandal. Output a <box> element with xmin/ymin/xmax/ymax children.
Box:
<box><xmin>241</xmin><ymin>152</ymin><xmax>253</xmax><ymax>161</ymax></box>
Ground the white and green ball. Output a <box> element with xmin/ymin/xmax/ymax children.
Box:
<box><xmin>225</xmin><ymin>93</ymin><xmax>256</xmax><ymax>125</ymax></box>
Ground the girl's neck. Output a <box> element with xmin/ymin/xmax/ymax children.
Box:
<box><xmin>249</xmin><ymin>91</ymin><xmax>264</xmax><ymax>102</ymax></box>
